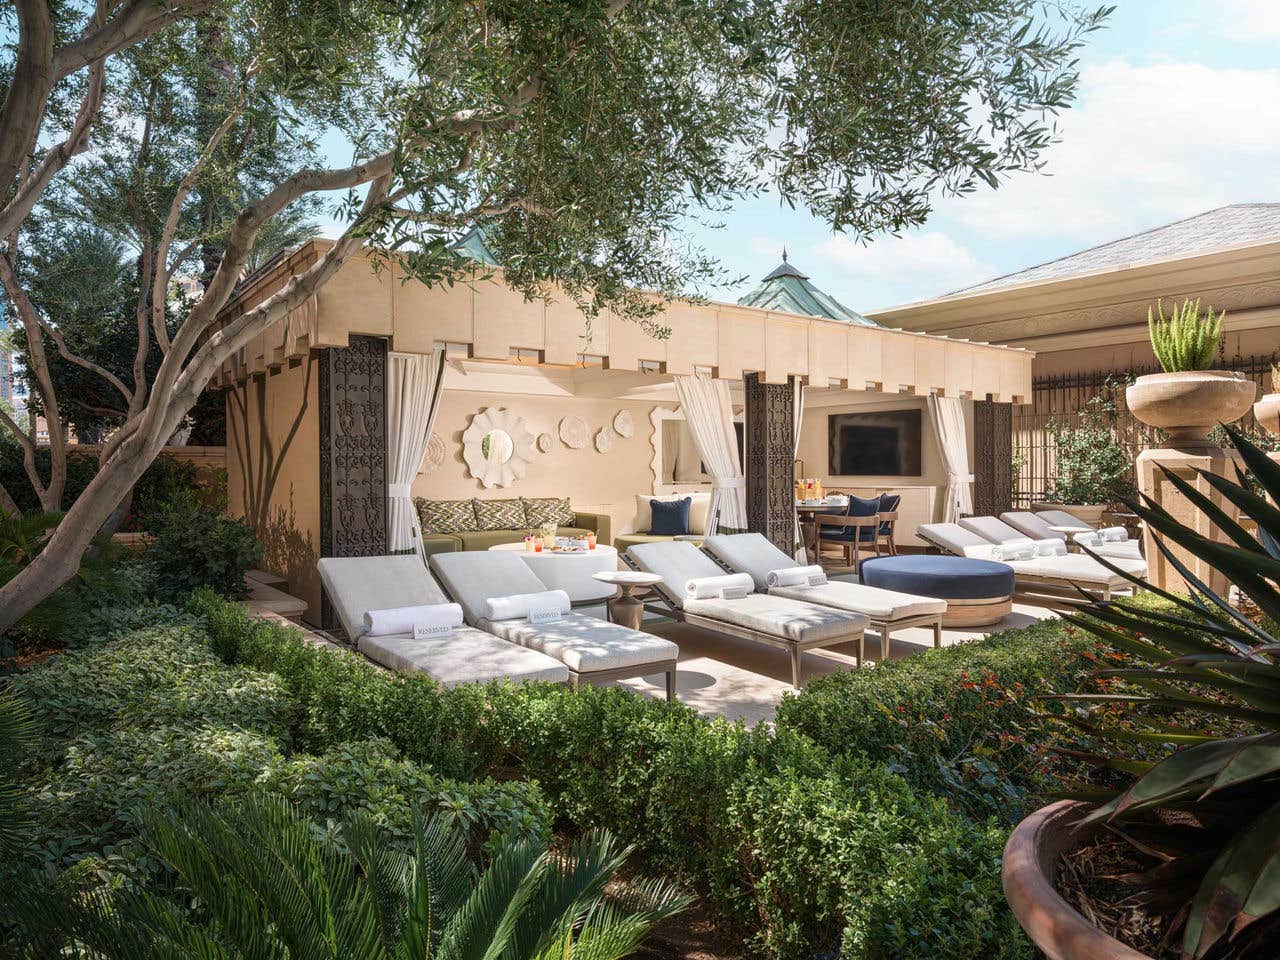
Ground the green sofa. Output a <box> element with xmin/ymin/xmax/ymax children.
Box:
<box><xmin>415</xmin><ymin>496</ymin><xmax>611</xmax><ymax>560</ymax></box>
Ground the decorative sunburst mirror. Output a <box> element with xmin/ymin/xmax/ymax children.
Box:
<box><xmin>463</xmin><ymin>407</ymin><xmax>535</xmax><ymax>488</ymax></box>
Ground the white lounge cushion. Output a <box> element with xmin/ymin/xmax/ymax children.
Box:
<box><xmin>487</xmin><ymin>611</ymin><xmax>679</xmax><ymax>673</ymax></box>
<box><xmin>626</xmin><ymin>540</ymin><xmax>727</xmax><ymax>609</ymax></box>
<box><xmin>356</xmin><ymin>628</ymin><xmax>568</xmax><ymax>686</ymax></box>
<box><xmin>959</xmin><ymin>515</ymin><xmax>1033</xmax><ymax>544</ymax></box>
<box><xmin>1034</xmin><ymin>509</ymin><xmax>1098</xmax><ymax>528</ymax></box>
<box><xmin>430</xmin><ymin>551</ymin><xmax>549</xmax><ymax>624</ymax></box>
<box><xmin>484</xmin><ymin>590</ymin><xmax>571</xmax><ymax>623</ymax></box>
<box><xmin>683</xmin><ymin>593</ymin><xmax>865</xmax><ymax>644</ymax></box>
<box><xmin>1075</xmin><ymin>533</ymin><xmax>1144</xmax><ymax>561</ymax></box>
<box><xmin>1006</xmin><ymin>552</ymin><xmax>1146</xmax><ymax>586</ymax></box>
<box><xmin>364</xmin><ymin>603</ymin><xmax>463</xmax><ymax>638</ymax></box>
<box><xmin>318</xmin><ymin>554</ymin><xmax>449</xmax><ymax>640</ymax></box>
<box><xmin>918</xmin><ymin>523</ymin><xmax>994</xmax><ymax>556</ymax></box>
<box><xmin>1000</xmin><ymin>511</ymin><xmax>1065</xmax><ymax>541</ymax></box>
<box><xmin>768</xmin><ymin>581</ymin><xmax>946</xmax><ymax>621</ymax></box>
<box><xmin>702</xmin><ymin>533</ymin><xmax>795</xmax><ymax>591</ymax></box>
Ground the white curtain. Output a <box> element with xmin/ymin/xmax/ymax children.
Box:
<box><xmin>387</xmin><ymin>347</ymin><xmax>446</xmax><ymax>553</ymax></box>
<box><xmin>792</xmin><ymin>377</ymin><xmax>806</xmax><ymax>561</ymax></box>
<box><xmin>673</xmin><ymin>373</ymin><xmax>747</xmax><ymax>534</ymax></box>
<box><xmin>928</xmin><ymin>394</ymin><xmax>974</xmax><ymax>523</ymax></box>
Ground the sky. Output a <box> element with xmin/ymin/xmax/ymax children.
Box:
<box><xmin>319</xmin><ymin>0</ymin><xmax>1280</xmax><ymax>315</ymax></box>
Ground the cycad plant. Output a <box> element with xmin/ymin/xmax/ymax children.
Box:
<box><xmin>1147</xmin><ymin>298</ymin><xmax>1223</xmax><ymax>372</ymax></box>
<box><xmin>87</xmin><ymin>793</ymin><xmax>690</xmax><ymax>959</ymax></box>
<box><xmin>1047</xmin><ymin>424</ymin><xmax>1280</xmax><ymax>958</ymax></box>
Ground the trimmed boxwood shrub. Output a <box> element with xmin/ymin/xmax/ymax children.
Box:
<box><xmin>186</xmin><ymin>589</ymin><xmax>1052</xmax><ymax>958</ymax></box>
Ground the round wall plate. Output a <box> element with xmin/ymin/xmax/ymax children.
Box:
<box><xmin>613</xmin><ymin>410</ymin><xmax>635</xmax><ymax>438</ymax></box>
<box><xmin>421</xmin><ymin>432</ymin><xmax>446</xmax><ymax>473</ymax></box>
<box><xmin>559</xmin><ymin>415</ymin><xmax>589</xmax><ymax>449</ymax></box>
<box><xmin>595</xmin><ymin>427</ymin><xmax>614</xmax><ymax>453</ymax></box>
<box><xmin>537</xmin><ymin>432</ymin><xmax>554</xmax><ymax>453</ymax></box>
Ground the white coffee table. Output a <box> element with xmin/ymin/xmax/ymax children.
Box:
<box><xmin>487</xmin><ymin>542</ymin><xmax>619</xmax><ymax>603</ymax></box>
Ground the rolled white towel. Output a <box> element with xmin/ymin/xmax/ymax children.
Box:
<box><xmin>991</xmin><ymin>542</ymin><xmax>1036</xmax><ymax>562</ymax></box>
<box><xmin>685</xmin><ymin>573</ymin><xmax>756</xmax><ymax>600</ymax></box>
<box><xmin>1099</xmin><ymin>526</ymin><xmax>1128</xmax><ymax>542</ymax></box>
<box><xmin>364</xmin><ymin>603</ymin><xmax>463</xmax><ymax>638</ymax></box>
<box><xmin>484</xmin><ymin>590</ymin><xmax>571</xmax><ymax>623</ymax></box>
<box><xmin>766</xmin><ymin>565</ymin><xmax>828</xmax><ymax>588</ymax></box>
<box><xmin>1074</xmin><ymin>531</ymin><xmax>1102</xmax><ymax>549</ymax></box>
<box><xmin>1032</xmin><ymin>538</ymin><xmax>1068</xmax><ymax>557</ymax></box>
<box><xmin>961</xmin><ymin>544</ymin><xmax>997</xmax><ymax>560</ymax></box>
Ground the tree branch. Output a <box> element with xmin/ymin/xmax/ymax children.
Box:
<box><xmin>36</xmin><ymin>315</ymin><xmax>133</xmax><ymax>405</ymax></box>
<box><xmin>0</xmin><ymin>0</ymin><xmax>55</xmax><ymax>203</ymax></box>
<box><xmin>388</xmin><ymin>196</ymin><xmax>553</xmax><ymax>226</ymax></box>
<box><xmin>52</xmin><ymin>0</ymin><xmax>217</xmax><ymax>80</ymax></box>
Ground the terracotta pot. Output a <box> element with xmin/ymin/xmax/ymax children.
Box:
<box><xmin>1031</xmin><ymin>502</ymin><xmax>1108</xmax><ymax>525</ymax></box>
<box><xmin>1255</xmin><ymin>392</ymin><xmax>1280</xmax><ymax>435</ymax></box>
<box><xmin>1126</xmin><ymin>370</ymin><xmax>1257</xmax><ymax>449</ymax></box>
<box><xmin>1004</xmin><ymin>800</ymin><xmax>1154</xmax><ymax>960</ymax></box>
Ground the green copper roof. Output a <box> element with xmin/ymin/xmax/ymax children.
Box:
<box><xmin>738</xmin><ymin>251</ymin><xmax>877</xmax><ymax>326</ymax></box>
<box><xmin>453</xmin><ymin>226</ymin><xmax>501</xmax><ymax>266</ymax></box>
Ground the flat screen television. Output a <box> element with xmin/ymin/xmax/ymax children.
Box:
<box><xmin>828</xmin><ymin>409</ymin><xmax>922</xmax><ymax>476</ymax></box>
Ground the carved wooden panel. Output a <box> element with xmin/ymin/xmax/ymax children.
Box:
<box><xmin>974</xmin><ymin>399</ymin><xmax>1013</xmax><ymax>518</ymax></box>
<box><xmin>745</xmin><ymin>373</ymin><xmax>795</xmax><ymax>552</ymax></box>
<box><xmin>319</xmin><ymin>335</ymin><xmax>388</xmax><ymax>629</ymax></box>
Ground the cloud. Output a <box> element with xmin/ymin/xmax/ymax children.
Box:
<box><xmin>812</xmin><ymin>232</ymin><xmax>996</xmax><ymax>300</ymax></box>
<box><xmin>940</xmin><ymin>59</ymin><xmax>1280</xmax><ymax>243</ymax></box>
<box><xmin>1215</xmin><ymin>0</ymin><xmax>1280</xmax><ymax>40</ymax></box>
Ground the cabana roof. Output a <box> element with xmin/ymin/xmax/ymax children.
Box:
<box><xmin>737</xmin><ymin>250</ymin><xmax>876</xmax><ymax>327</ymax></box>
<box><xmin>214</xmin><ymin>239</ymin><xmax>1033</xmax><ymax>402</ymax></box>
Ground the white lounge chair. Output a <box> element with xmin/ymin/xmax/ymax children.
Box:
<box><xmin>429</xmin><ymin>551</ymin><xmax>680</xmax><ymax>700</ymax></box>
<box><xmin>625</xmin><ymin>540</ymin><xmax>867</xmax><ymax>686</ymax></box>
<box><xmin>1008</xmin><ymin>509</ymin><xmax>1144</xmax><ymax>561</ymax></box>
<box><xmin>702</xmin><ymin>532</ymin><xmax>946</xmax><ymax>661</ymax></box>
<box><xmin>918</xmin><ymin>520</ymin><xmax>1146</xmax><ymax>605</ymax></box>
<box><xmin>317</xmin><ymin>555</ymin><xmax>569</xmax><ymax>686</ymax></box>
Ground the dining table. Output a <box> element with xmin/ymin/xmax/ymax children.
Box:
<box><xmin>795</xmin><ymin>499</ymin><xmax>849</xmax><ymax>563</ymax></box>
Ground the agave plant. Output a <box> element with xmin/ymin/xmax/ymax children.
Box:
<box><xmin>85</xmin><ymin>793</ymin><xmax>689</xmax><ymax>959</ymax></box>
<box><xmin>1047</xmin><ymin>424</ymin><xmax>1280</xmax><ymax>958</ymax></box>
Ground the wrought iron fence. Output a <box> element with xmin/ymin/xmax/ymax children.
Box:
<box><xmin>1012</xmin><ymin>353</ymin><xmax>1279</xmax><ymax>507</ymax></box>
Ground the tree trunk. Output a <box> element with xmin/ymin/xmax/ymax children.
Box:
<box><xmin>0</xmin><ymin>436</ymin><xmax>149</xmax><ymax>631</ymax></box>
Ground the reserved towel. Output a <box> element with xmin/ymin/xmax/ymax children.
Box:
<box><xmin>364</xmin><ymin>603</ymin><xmax>463</xmax><ymax>638</ymax></box>
<box><xmin>685</xmin><ymin>573</ymin><xmax>756</xmax><ymax>600</ymax></box>
<box><xmin>484</xmin><ymin>590</ymin><xmax>571</xmax><ymax>623</ymax></box>
<box><xmin>766</xmin><ymin>565</ymin><xmax>828</xmax><ymax>588</ymax></box>
<box><xmin>990</xmin><ymin>541</ymin><xmax>1036</xmax><ymax>562</ymax></box>
<box><xmin>1031</xmin><ymin>538</ymin><xmax>1068</xmax><ymax>557</ymax></box>
<box><xmin>1074</xmin><ymin>531</ymin><xmax>1102</xmax><ymax>549</ymax></box>
<box><xmin>1099</xmin><ymin>526</ymin><xmax>1128</xmax><ymax>542</ymax></box>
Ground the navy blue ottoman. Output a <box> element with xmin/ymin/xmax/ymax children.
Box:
<box><xmin>861</xmin><ymin>555</ymin><xmax>1015</xmax><ymax>627</ymax></box>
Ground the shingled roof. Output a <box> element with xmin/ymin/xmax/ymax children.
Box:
<box><xmin>953</xmin><ymin>204</ymin><xmax>1280</xmax><ymax>295</ymax></box>
<box><xmin>737</xmin><ymin>250</ymin><xmax>877</xmax><ymax>325</ymax></box>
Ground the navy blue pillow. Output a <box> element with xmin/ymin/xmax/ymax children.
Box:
<box><xmin>650</xmin><ymin>497</ymin><xmax>692</xmax><ymax>536</ymax></box>
<box><xmin>846</xmin><ymin>494</ymin><xmax>880</xmax><ymax>518</ymax></box>
<box><xmin>877</xmin><ymin>493</ymin><xmax>901</xmax><ymax>513</ymax></box>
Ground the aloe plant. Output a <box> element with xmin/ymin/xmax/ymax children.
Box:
<box><xmin>1147</xmin><ymin>298</ymin><xmax>1224</xmax><ymax>372</ymax></box>
<box><xmin>1045</xmin><ymin>424</ymin><xmax>1280</xmax><ymax>958</ymax></box>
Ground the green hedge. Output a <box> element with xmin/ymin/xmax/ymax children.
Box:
<box><xmin>188</xmin><ymin>589</ymin><xmax>1044</xmax><ymax>959</ymax></box>
<box><xmin>774</xmin><ymin>617</ymin><xmax>1104</xmax><ymax>822</ymax></box>
<box><xmin>7</xmin><ymin>623</ymin><xmax>550</xmax><ymax>889</ymax></box>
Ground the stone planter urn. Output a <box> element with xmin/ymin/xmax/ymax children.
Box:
<box><xmin>1003</xmin><ymin>800</ymin><xmax>1154</xmax><ymax>960</ymax></box>
<box><xmin>1255</xmin><ymin>392</ymin><xmax>1280</xmax><ymax>435</ymax></box>
<box><xmin>1126</xmin><ymin>370</ymin><xmax>1257</xmax><ymax>449</ymax></box>
<box><xmin>1030</xmin><ymin>502</ymin><xmax>1108</xmax><ymax>525</ymax></box>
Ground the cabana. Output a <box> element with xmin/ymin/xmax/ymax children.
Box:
<box><xmin>213</xmin><ymin>240</ymin><xmax>1034</xmax><ymax>628</ymax></box>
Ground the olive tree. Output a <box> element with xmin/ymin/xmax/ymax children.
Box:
<box><xmin>0</xmin><ymin>0</ymin><xmax>1109</xmax><ymax>630</ymax></box>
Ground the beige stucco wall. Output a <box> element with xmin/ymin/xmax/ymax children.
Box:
<box><xmin>225</xmin><ymin>356</ymin><xmax>322</xmax><ymax>620</ymax></box>
<box><xmin>412</xmin><ymin>391</ymin><xmax>676</xmax><ymax>538</ymax></box>
<box><xmin>797</xmin><ymin>393</ymin><xmax>974</xmax><ymax>547</ymax></box>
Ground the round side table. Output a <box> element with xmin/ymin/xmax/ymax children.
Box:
<box><xmin>592</xmin><ymin>571</ymin><xmax>663</xmax><ymax>630</ymax></box>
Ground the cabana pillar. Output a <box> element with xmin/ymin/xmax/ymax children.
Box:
<box><xmin>319</xmin><ymin>334</ymin><xmax>389</xmax><ymax>628</ymax></box>
<box><xmin>973</xmin><ymin>399</ymin><xmax>1013</xmax><ymax>518</ymax></box>
<box><xmin>744</xmin><ymin>373</ymin><xmax>796</xmax><ymax>552</ymax></box>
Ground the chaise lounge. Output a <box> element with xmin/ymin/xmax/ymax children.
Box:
<box><xmin>702</xmin><ymin>532</ymin><xmax>946</xmax><ymax>661</ymax></box>
<box><xmin>317</xmin><ymin>555</ymin><xmax>570</xmax><ymax>686</ymax></box>
<box><xmin>1002</xmin><ymin>509</ymin><xmax>1144</xmax><ymax>561</ymax></box>
<box><xmin>918</xmin><ymin>518</ymin><xmax>1146</xmax><ymax>605</ymax></box>
<box><xmin>625</xmin><ymin>540</ymin><xmax>868</xmax><ymax>686</ymax></box>
<box><xmin>429</xmin><ymin>550</ymin><xmax>680</xmax><ymax>700</ymax></box>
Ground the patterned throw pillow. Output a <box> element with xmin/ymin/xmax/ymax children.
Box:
<box><xmin>473</xmin><ymin>498</ymin><xmax>526</xmax><ymax>531</ymax></box>
<box><xmin>521</xmin><ymin>497</ymin><xmax>575</xmax><ymax>527</ymax></box>
<box><xmin>416</xmin><ymin>498</ymin><xmax>478</xmax><ymax>534</ymax></box>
